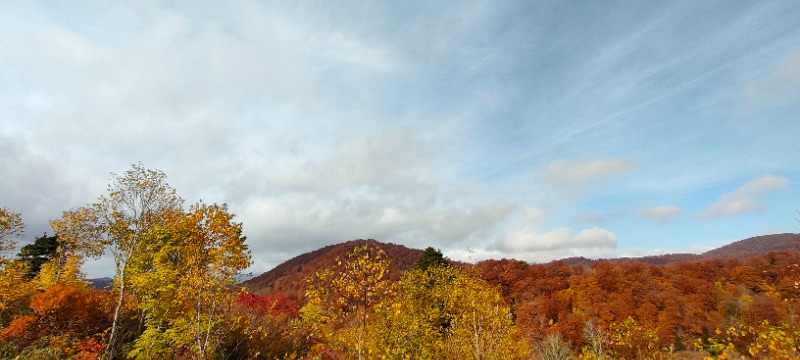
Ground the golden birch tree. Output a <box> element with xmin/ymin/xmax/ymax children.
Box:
<box><xmin>50</xmin><ymin>163</ymin><xmax>183</xmax><ymax>357</ymax></box>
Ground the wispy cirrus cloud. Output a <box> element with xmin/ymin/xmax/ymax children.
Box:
<box><xmin>700</xmin><ymin>175</ymin><xmax>789</xmax><ymax>219</ymax></box>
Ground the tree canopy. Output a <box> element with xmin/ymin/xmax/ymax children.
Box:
<box><xmin>416</xmin><ymin>246</ymin><xmax>449</xmax><ymax>271</ymax></box>
<box><xmin>16</xmin><ymin>233</ymin><xmax>59</xmax><ymax>278</ymax></box>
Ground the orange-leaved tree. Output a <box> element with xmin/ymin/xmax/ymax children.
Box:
<box><xmin>0</xmin><ymin>283</ymin><xmax>113</xmax><ymax>358</ymax></box>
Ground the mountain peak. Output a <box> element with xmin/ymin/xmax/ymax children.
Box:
<box><xmin>242</xmin><ymin>239</ymin><xmax>424</xmax><ymax>298</ymax></box>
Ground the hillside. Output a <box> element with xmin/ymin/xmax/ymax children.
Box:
<box><xmin>242</xmin><ymin>234</ymin><xmax>800</xmax><ymax>299</ymax></box>
<box><xmin>701</xmin><ymin>233</ymin><xmax>800</xmax><ymax>259</ymax></box>
<box><xmin>242</xmin><ymin>239</ymin><xmax>424</xmax><ymax>299</ymax></box>
<box><xmin>242</xmin><ymin>233</ymin><xmax>800</xmax><ymax>298</ymax></box>
<box><xmin>234</xmin><ymin>234</ymin><xmax>800</xmax><ymax>357</ymax></box>
<box><xmin>88</xmin><ymin>277</ymin><xmax>113</xmax><ymax>289</ymax></box>
<box><xmin>585</xmin><ymin>233</ymin><xmax>800</xmax><ymax>266</ymax></box>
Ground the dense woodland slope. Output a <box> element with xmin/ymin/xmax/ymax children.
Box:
<box><xmin>244</xmin><ymin>233</ymin><xmax>800</xmax><ymax>296</ymax></box>
<box><xmin>701</xmin><ymin>233</ymin><xmax>800</xmax><ymax>259</ymax></box>
<box><xmin>230</xmin><ymin>233</ymin><xmax>800</xmax><ymax>358</ymax></box>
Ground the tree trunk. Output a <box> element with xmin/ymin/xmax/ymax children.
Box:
<box><xmin>106</xmin><ymin>261</ymin><xmax>127</xmax><ymax>359</ymax></box>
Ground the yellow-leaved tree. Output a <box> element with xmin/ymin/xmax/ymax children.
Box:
<box><xmin>50</xmin><ymin>163</ymin><xmax>184</xmax><ymax>357</ymax></box>
<box><xmin>369</xmin><ymin>265</ymin><xmax>530</xmax><ymax>360</ymax></box>
<box><xmin>33</xmin><ymin>253</ymin><xmax>88</xmax><ymax>290</ymax></box>
<box><xmin>127</xmin><ymin>202</ymin><xmax>251</xmax><ymax>360</ymax></box>
<box><xmin>301</xmin><ymin>243</ymin><xmax>391</xmax><ymax>360</ymax></box>
<box><xmin>0</xmin><ymin>208</ymin><xmax>25</xmax><ymax>265</ymax></box>
<box><xmin>0</xmin><ymin>208</ymin><xmax>34</xmax><ymax>326</ymax></box>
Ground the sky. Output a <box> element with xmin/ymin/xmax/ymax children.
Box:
<box><xmin>2</xmin><ymin>1</ymin><xmax>799</xmax><ymax>278</ymax></box>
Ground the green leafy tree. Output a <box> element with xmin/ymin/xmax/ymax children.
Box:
<box><xmin>416</xmin><ymin>246</ymin><xmax>450</xmax><ymax>271</ymax></box>
<box><xmin>16</xmin><ymin>233</ymin><xmax>58</xmax><ymax>278</ymax></box>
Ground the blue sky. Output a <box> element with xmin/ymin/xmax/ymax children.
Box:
<box><xmin>1</xmin><ymin>1</ymin><xmax>799</xmax><ymax>277</ymax></box>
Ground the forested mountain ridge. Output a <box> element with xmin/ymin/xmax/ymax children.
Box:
<box><xmin>702</xmin><ymin>233</ymin><xmax>800</xmax><ymax>259</ymax></box>
<box><xmin>232</xmin><ymin>233</ymin><xmax>800</xmax><ymax>358</ymax></box>
<box><xmin>607</xmin><ymin>233</ymin><xmax>800</xmax><ymax>265</ymax></box>
<box><xmin>243</xmin><ymin>233</ymin><xmax>800</xmax><ymax>296</ymax></box>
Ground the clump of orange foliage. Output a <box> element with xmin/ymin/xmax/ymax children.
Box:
<box><xmin>0</xmin><ymin>284</ymin><xmax>113</xmax><ymax>358</ymax></box>
<box><xmin>477</xmin><ymin>251</ymin><xmax>800</xmax><ymax>358</ymax></box>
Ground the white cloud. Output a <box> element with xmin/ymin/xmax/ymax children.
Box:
<box><xmin>448</xmin><ymin>241</ymin><xmax>715</xmax><ymax>265</ymax></box>
<box><xmin>232</xmin><ymin>129</ymin><xmax>516</xmax><ymax>270</ymax></box>
<box><xmin>641</xmin><ymin>205</ymin><xmax>682</xmax><ymax>224</ymax></box>
<box><xmin>520</xmin><ymin>207</ymin><xmax>547</xmax><ymax>228</ymax></box>
<box><xmin>424</xmin><ymin>201</ymin><xmax>517</xmax><ymax>244</ymax></box>
<box><xmin>540</xmin><ymin>158</ymin><xmax>635</xmax><ymax>187</ymax></box>
<box><xmin>701</xmin><ymin>175</ymin><xmax>789</xmax><ymax>219</ymax></box>
<box><xmin>239</xmin><ymin>195</ymin><xmax>516</xmax><ymax>266</ymax></box>
<box><xmin>496</xmin><ymin>226</ymin><xmax>617</xmax><ymax>252</ymax></box>
<box><xmin>266</xmin><ymin>128</ymin><xmax>437</xmax><ymax>193</ymax></box>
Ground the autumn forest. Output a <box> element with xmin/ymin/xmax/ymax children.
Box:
<box><xmin>1</xmin><ymin>165</ymin><xmax>799</xmax><ymax>359</ymax></box>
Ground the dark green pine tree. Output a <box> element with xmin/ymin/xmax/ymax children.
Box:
<box><xmin>17</xmin><ymin>233</ymin><xmax>60</xmax><ymax>278</ymax></box>
<box><xmin>415</xmin><ymin>247</ymin><xmax>449</xmax><ymax>271</ymax></box>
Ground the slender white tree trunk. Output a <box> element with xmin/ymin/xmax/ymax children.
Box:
<box><xmin>106</xmin><ymin>260</ymin><xmax>127</xmax><ymax>358</ymax></box>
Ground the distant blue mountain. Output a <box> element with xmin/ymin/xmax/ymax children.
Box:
<box><xmin>88</xmin><ymin>277</ymin><xmax>113</xmax><ymax>289</ymax></box>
